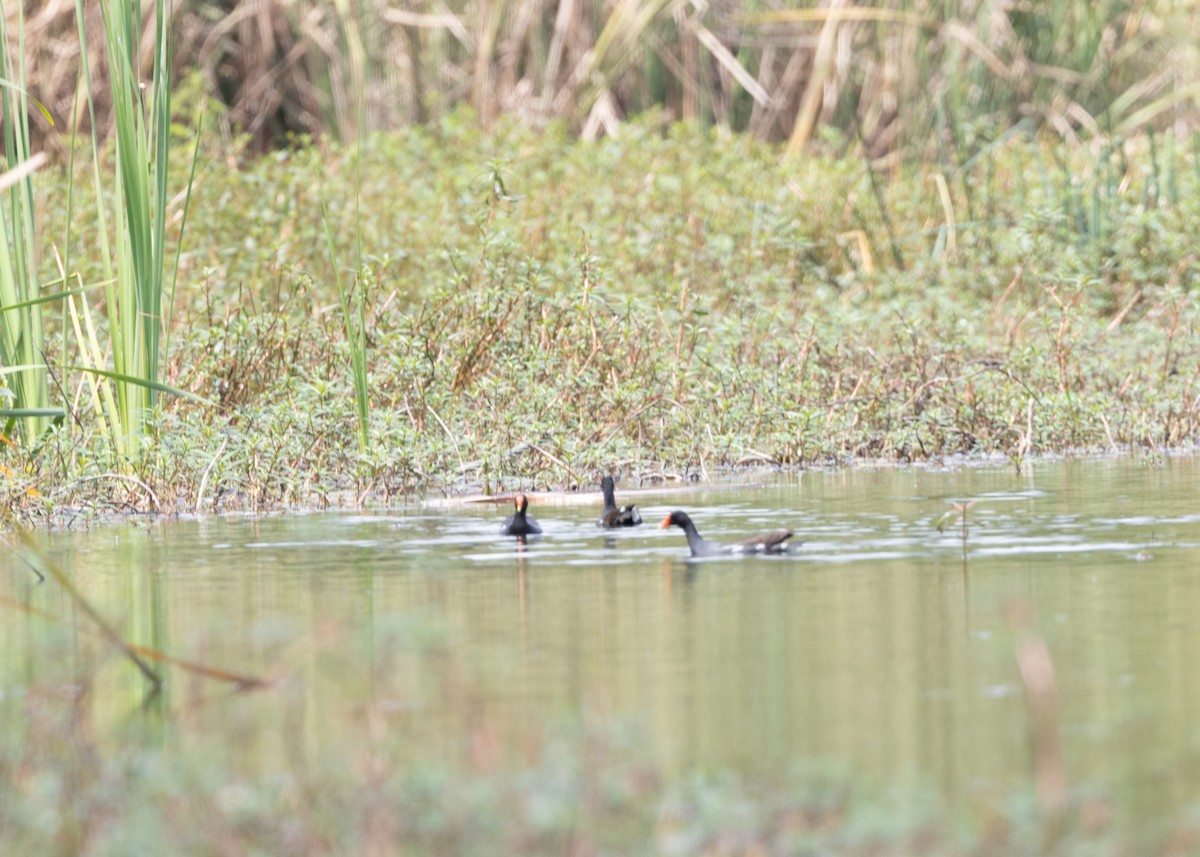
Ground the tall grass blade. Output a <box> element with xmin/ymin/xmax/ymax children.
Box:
<box><xmin>0</xmin><ymin>5</ymin><xmax>53</xmax><ymax>445</ymax></box>
<box><xmin>71</xmin><ymin>366</ymin><xmax>213</xmax><ymax>407</ymax></box>
<box><xmin>0</xmin><ymin>408</ymin><xmax>65</xmax><ymax>418</ymax></box>
<box><xmin>163</xmin><ymin>125</ymin><xmax>202</xmax><ymax>356</ymax></box>
<box><xmin>82</xmin><ymin>0</ymin><xmax>200</xmax><ymax>459</ymax></box>
<box><xmin>66</xmin><ymin>291</ymin><xmax>120</xmax><ymax>457</ymax></box>
<box><xmin>0</xmin><ymin>282</ymin><xmax>94</xmax><ymax>313</ymax></box>
<box><xmin>786</xmin><ymin>0</ymin><xmax>847</xmax><ymax>156</ymax></box>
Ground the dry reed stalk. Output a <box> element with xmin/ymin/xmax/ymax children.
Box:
<box><xmin>10</xmin><ymin>1</ymin><xmax>1200</xmax><ymax>155</ymax></box>
<box><xmin>786</xmin><ymin>0</ymin><xmax>848</xmax><ymax>157</ymax></box>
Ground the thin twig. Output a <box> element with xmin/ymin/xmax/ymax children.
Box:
<box><xmin>17</xmin><ymin>531</ymin><xmax>162</xmax><ymax>690</ymax></box>
<box><xmin>528</xmin><ymin>442</ymin><xmax>576</xmax><ymax>484</ymax></box>
<box><xmin>196</xmin><ymin>433</ymin><xmax>231</xmax><ymax>513</ymax></box>
<box><xmin>428</xmin><ymin>404</ymin><xmax>466</xmax><ymax>475</ymax></box>
<box><xmin>57</xmin><ymin>474</ymin><xmax>162</xmax><ymax>513</ymax></box>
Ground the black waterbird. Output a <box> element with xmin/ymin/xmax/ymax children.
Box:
<box><xmin>659</xmin><ymin>510</ymin><xmax>795</xmax><ymax>557</ymax></box>
<box><xmin>597</xmin><ymin>476</ymin><xmax>642</xmax><ymax>528</ymax></box>
<box><xmin>502</xmin><ymin>493</ymin><xmax>542</xmax><ymax>536</ymax></box>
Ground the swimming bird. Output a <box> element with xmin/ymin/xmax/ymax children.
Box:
<box><xmin>597</xmin><ymin>475</ymin><xmax>642</xmax><ymax>528</ymax></box>
<box><xmin>502</xmin><ymin>493</ymin><xmax>542</xmax><ymax>536</ymax></box>
<box><xmin>659</xmin><ymin>510</ymin><xmax>795</xmax><ymax>557</ymax></box>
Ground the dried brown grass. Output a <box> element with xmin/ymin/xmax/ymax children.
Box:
<box><xmin>13</xmin><ymin>0</ymin><xmax>1200</xmax><ymax>156</ymax></box>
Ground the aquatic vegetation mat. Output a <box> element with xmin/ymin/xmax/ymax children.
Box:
<box><xmin>6</xmin><ymin>116</ymin><xmax>1200</xmax><ymax>519</ymax></box>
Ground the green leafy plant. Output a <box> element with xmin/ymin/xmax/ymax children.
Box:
<box><xmin>0</xmin><ymin>6</ymin><xmax>64</xmax><ymax>443</ymax></box>
<box><xmin>323</xmin><ymin>210</ymin><xmax>370</xmax><ymax>454</ymax></box>
<box><xmin>70</xmin><ymin>0</ymin><xmax>204</xmax><ymax>460</ymax></box>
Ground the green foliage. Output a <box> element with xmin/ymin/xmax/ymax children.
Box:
<box><xmin>0</xmin><ymin>7</ymin><xmax>60</xmax><ymax>443</ymax></box>
<box><xmin>5</xmin><ymin>115</ymin><xmax>1200</xmax><ymax>516</ymax></box>
<box><xmin>323</xmin><ymin>211</ymin><xmax>371</xmax><ymax>453</ymax></box>
<box><xmin>74</xmin><ymin>0</ymin><xmax>200</xmax><ymax>460</ymax></box>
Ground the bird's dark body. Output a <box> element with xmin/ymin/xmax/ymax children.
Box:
<box><xmin>597</xmin><ymin>476</ymin><xmax>642</xmax><ymax>528</ymax></box>
<box><xmin>503</xmin><ymin>493</ymin><xmax>542</xmax><ymax>536</ymax></box>
<box><xmin>659</xmin><ymin>510</ymin><xmax>795</xmax><ymax>557</ymax></box>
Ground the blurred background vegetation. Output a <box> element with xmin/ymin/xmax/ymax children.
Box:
<box><xmin>18</xmin><ymin>0</ymin><xmax>1200</xmax><ymax>158</ymax></box>
<box><xmin>4</xmin><ymin>0</ymin><xmax>1199</xmax><ymax>481</ymax></box>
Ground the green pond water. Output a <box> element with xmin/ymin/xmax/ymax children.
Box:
<box><xmin>4</xmin><ymin>456</ymin><xmax>1200</xmax><ymax>835</ymax></box>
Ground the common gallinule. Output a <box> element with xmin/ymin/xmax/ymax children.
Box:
<box><xmin>502</xmin><ymin>493</ymin><xmax>542</xmax><ymax>536</ymax></box>
<box><xmin>597</xmin><ymin>475</ymin><xmax>642</xmax><ymax>528</ymax></box>
<box><xmin>659</xmin><ymin>510</ymin><xmax>795</xmax><ymax>557</ymax></box>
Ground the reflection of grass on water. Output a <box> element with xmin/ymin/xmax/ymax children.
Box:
<box><xmin>0</xmin><ymin>676</ymin><xmax>1174</xmax><ymax>856</ymax></box>
<box><xmin>0</xmin><ymin>587</ymin><xmax>1186</xmax><ymax>857</ymax></box>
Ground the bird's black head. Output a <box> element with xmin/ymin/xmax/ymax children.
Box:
<box><xmin>659</xmin><ymin>510</ymin><xmax>690</xmax><ymax>529</ymax></box>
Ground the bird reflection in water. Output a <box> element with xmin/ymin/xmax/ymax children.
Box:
<box><xmin>515</xmin><ymin>535</ymin><xmax>528</xmax><ymax>629</ymax></box>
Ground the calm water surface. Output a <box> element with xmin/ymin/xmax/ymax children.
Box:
<box><xmin>6</xmin><ymin>456</ymin><xmax>1200</xmax><ymax>829</ymax></box>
